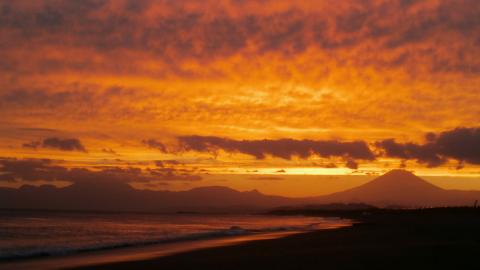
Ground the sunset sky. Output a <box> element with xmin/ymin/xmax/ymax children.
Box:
<box><xmin>1</xmin><ymin>0</ymin><xmax>480</xmax><ymax>197</ymax></box>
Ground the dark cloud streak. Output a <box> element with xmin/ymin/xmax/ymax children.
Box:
<box><xmin>23</xmin><ymin>137</ymin><xmax>87</xmax><ymax>152</ymax></box>
<box><xmin>142</xmin><ymin>139</ymin><xmax>168</xmax><ymax>152</ymax></box>
<box><xmin>42</xmin><ymin>137</ymin><xmax>86</xmax><ymax>152</ymax></box>
<box><xmin>176</xmin><ymin>135</ymin><xmax>375</xmax><ymax>161</ymax></box>
<box><xmin>376</xmin><ymin>127</ymin><xmax>480</xmax><ymax>167</ymax></box>
<box><xmin>0</xmin><ymin>157</ymin><xmax>202</xmax><ymax>183</ymax></box>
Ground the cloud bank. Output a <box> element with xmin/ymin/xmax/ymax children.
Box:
<box><xmin>176</xmin><ymin>135</ymin><xmax>375</xmax><ymax>161</ymax></box>
<box><xmin>0</xmin><ymin>157</ymin><xmax>202</xmax><ymax>183</ymax></box>
<box><xmin>376</xmin><ymin>127</ymin><xmax>480</xmax><ymax>167</ymax></box>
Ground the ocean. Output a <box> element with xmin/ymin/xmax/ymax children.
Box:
<box><xmin>0</xmin><ymin>209</ymin><xmax>350</xmax><ymax>262</ymax></box>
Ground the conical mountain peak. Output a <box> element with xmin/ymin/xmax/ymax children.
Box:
<box><xmin>358</xmin><ymin>169</ymin><xmax>442</xmax><ymax>192</ymax></box>
<box><xmin>367</xmin><ymin>169</ymin><xmax>439</xmax><ymax>188</ymax></box>
<box><xmin>313</xmin><ymin>169</ymin><xmax>449</xmax><ymax>207</ymax></box>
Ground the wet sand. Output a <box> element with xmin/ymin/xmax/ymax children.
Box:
<box><xmin>66</xmin><ymin>208</ymin><xmax>480</xmax><ymax>270</ymax></box>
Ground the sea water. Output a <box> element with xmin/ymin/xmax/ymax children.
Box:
<box><xmin>0</xmin><ymin>209</ymin><xmax>348</xmax><ymax>261</ymax></box>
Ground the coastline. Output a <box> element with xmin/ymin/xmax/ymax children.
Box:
<box><xmin>66</xmin><ymin>208</ymin><xmax>480</xmax><ymax>270</ymax></box>
<box><xmin>0</xmin><ymin>221</ymin><xmax>351</xmax><ymax>270</ymax></box>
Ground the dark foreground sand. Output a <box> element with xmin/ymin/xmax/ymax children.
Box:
<box><xmin>68</xmin><ymin>208</ymin><xmax>480</xmax><ymax>270</ymax></box>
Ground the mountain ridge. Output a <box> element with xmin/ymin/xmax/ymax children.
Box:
<box><xmin>0</xmin><ymin>182</ymin><xmax>297</xmax><ymax>213</ymax></box>
<box><xmin>1</xmin><ymin>170</ymin><xmax>480</xmax><ymax>212</ymax></box>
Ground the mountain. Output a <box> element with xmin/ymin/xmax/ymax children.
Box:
<box><xmin>1</xmin><ymin>170</ymin><xmax>480</xmax><ymax>212</ymax></box>
<box><xmin>310</xmin><ymin>170</ymin><xmax>480</xmax><ymax>207</ymax></box>
<box><xmin>0</xmin><ymin>182</ymin><xmax>298</xmax><ymax>213</ymax></box>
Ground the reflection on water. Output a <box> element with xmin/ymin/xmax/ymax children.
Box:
<box><xmin>0</xmin><ymin>210</ymin><xmax>352</xmax><ymax>270</ymax></box>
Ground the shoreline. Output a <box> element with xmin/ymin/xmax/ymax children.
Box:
<box><xmin>65</xmin><ymin>208</ymin><xmax>480</xmax><ymax>270</ymax></box>
<box><xmin>0</xmin><ymin>221</ymin><xmax>352</xmax><ymax>270</ymax></box>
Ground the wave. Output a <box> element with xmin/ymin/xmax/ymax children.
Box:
<box><xmin>0</xmin><ymin>223</ymin><xmax>322</xmax><ymax>261</ymax></box>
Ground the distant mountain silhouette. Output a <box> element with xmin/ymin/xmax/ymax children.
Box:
<box><xmin>310</xmin><ymin>170</ymin><xmax>480</xmax><ymax>207</ymax></box>
<box><xmin>0</xmin><ymin>182</ymin><xmax>297</xmax><ymax>213</ymax></box>
<box><xmin>1</xmin><ymin>170</ymin><xmax>479</xmax><ymax>212</ymax></box>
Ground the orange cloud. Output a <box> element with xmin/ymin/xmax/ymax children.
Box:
<box><xmin>0</xmin><ymin>0</ymin><xmax>479</xmax><ymax>182</ymax></box>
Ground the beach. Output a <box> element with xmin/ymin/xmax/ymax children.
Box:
<box><xmin>0</xmin><ymin>231</ymin><xmax>309</xmax><ymax>270</ymax></box>
<box><xmin>0</xmin><ymin>210</ymin><xmax>350</xmax><ymax>270</ymax></box>
<box><xmin>66</xmin><ymin>208</ymin><xmax>480</xmax><ymax>270</ymax></box>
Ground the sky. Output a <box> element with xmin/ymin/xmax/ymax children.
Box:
<box><xmin>0</xmin><ymin>0</ymin><xmax>480</xmax><ymax>196</ymax></box>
